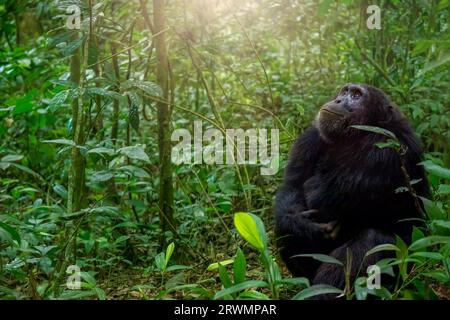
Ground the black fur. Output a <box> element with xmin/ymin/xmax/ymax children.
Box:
<box><xmin>275</xmin><ymin>85</ymin><xmax>430</xmax><ymax>298</ymax></box>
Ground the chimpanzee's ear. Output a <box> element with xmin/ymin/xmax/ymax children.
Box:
<box><xmin>378</xmin><ymin>105</ymin><xmax>395</xmax><ymax>124</ymax></box>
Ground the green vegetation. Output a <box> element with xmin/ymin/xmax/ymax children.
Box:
<box><xmin>0</xmin><ymin>0</ymin><xmax>449</xmax><ymax>300</ymax></box>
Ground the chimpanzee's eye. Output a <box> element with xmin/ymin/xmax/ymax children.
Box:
<box><xmin>351</xmin><ymin>90</ymin><xmax>362</xmax><ymax>99</ymax></box>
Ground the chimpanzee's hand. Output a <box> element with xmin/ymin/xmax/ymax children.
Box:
<box><xmin>296</xmin><ymin>209</ymin><xmax>340</xmax><ymax>240</ymax></box>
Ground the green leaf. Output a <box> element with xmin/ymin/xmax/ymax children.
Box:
<box><xmin>411</xmin><ymin>252</ymin><xmax>443</xmax><ymax>260</ymax></box>
<box><xmin>94</xmin><ymin>287</ymin><xmax>106</xmax><ymax>300</ymax></box>
<box><xmin>86</xmin><ymin>87</ymin><xmax>124</xmax><ymax>101</ymax></box>
<box><xmin>9</xmin><ymin>163</ymin><xmax>43</xmax><ymax>180</ymax></box>
<box><xmin>374</xmin><ymin>140</ymin><xmax>400</xmax><ymax>150</ymax></box>
<box><xmin>420</xmin><ymin>51</ymin><xmax>450</xmax><ymax>75</ymax></box>
<box><xmin>218</xmin><ymin>263</ymin><xmax>233</xmax><ymax>289</ymax></box>
<box><xmin>238</xmin><ymin>290</ymin><xmax>270</xmax><ymax>300</ymax></box>
<box><xmin>43</xmin><ymin>139</ymin><xmax>76</xmax><ymax>146</ymax></box>
<box><xmin>60</xmin><ymin>36</ymin><xmax>85</xmax><ymax>56</ymax></box>
<box><xmin>122</xmin><ymin>80</ymin><xmax>162</xmax><ymax>97</ymax></box>
<box><xmin>119</xmin><ymin>145</ymin><xmax>150</xmax><ymax>163</ymax></box>
<box><xmin>422</xmin><ymin>271</ymin><xmax>450</xmax><ymax>283</ymax></box>
<box><xmin>0</xmin><ymin>222</ymin><xmax>21</xmax><ymax>243</ymax></box>
<box><xmin>274</xmin><ymin>277</ymin><xmax>310</xmax><ymax>287</ymax></box>
<box><xmin>127</xmin><ymin>92</ymin><xmax>140</xmax><ymax>132</ymax></box>
<box><xmin>292</xmin><ymin>253</ymin><xmax>343</xmax><ymax>266</ymax></box>
<box><xmin>432</xmin><ymin>220</ymin><xmax>450</xmax><ymax>230</ymax></box>
<box><xmin>365</xmin><ymin>244</ymin><xmax>400</xmax><ymax>257</ymax></box>
<box><xmin>419</xmin><ymin>160</ymin><xmax>450</xmax><ymax>179</ymax></box>
<box><xmin>165</xmin><ymin>265</ymin><xmax>192</xmax><ymax>272</ymax></box>
<box><xmin>165</xmin><ymin>242</ymin><xmax>175</xmax><ymax>266</ymax></box>
<box><xmin>90</xmin><ymin>171</ymin><xmax>114</xmax><ymax>182</ymax></box>
<box><xmin>207</xmin><ymin>259</ymin><xmax>234</xmax><ymax>271</ymax></box>
<box><xmin>1</xmin><ymin>155</ymin><xmax>24</xmax><ymax>162</ymax></box>
<box><xmin>292</xmin><ymin>284</ymin><xmax>343</xmax><ymax>300</ymax></box>
<box><xmin>351</xmin><ymin>125</ymin><xmax>397</xmax><ymax>140</ymax></box>
<box><xmin>87</xmin><ymin>147</ymin><xmax>115</xmax><ymax>156</ymax></box>
<box><xmin>155</xmin><ymin>252</ymin><xmax>166</xmax><ymax>271</ymax></box>
<box><xmin>214</xmin><ymin>280</ymin><xmax>268</xmax><ymax>300</ymax></box>
<box><xmin>118</xmin><ymin>165</ymin><xmax>150</xmax><ymax>178</ymax></box>
<box><xmin>412</xmin><ymin>226</ymin><xmax>425</xmax><ymax>243</ymax></box>
<box><xmin>233</xmin><ymin>212</ymin><xmax>266</xmax><ymax>252</ymax></box>
<box><xmin>49</xmin><ymin>90</ymin><xmax>70</xmax><ymax>112</ymax></box>
<box><xmin>53</xmin><ymin>184</ymin><xmax>68</xmax><ymax>199</ymax></box>
<box><xmin>437</xmin><ymin>184</ymin><xmax>450</xmax><ymax>195</ymax></box>
<box><xmin>420</xmin><ymin>197</ymin><xmax>445</xmax><ymax>220</ymax></box>
<box><xmin>80</xmin><ymin>272</ymin><xmax>97</xmax><ymax>287</ymax></box>
<box><xmin>12</xmin><ymin>93</ymin><xmax>34</xmax><ymax>115</ymax></box>
<box><xmin>233</xmin><ymin>248</ymin><xmax>246</xmax><ymax>284</ymax></box>
<box><xmin>409</xmin><ymin>236</ymin><xmax>450</xmax><ymax>251</ymax></box>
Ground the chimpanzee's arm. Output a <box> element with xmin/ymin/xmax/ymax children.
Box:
<box><xmin>274</xmin><ymin>126</ymin><xmax>335</xmax><ymax>277</ymax></box>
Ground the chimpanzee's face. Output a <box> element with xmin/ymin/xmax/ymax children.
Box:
<box><xmin>315</xmin><ymin>83</ymin><xmax>374</xmax><ymax>141</ymax></box>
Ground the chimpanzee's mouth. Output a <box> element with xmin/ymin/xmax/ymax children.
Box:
<box><xmin>321</xmin><ymin>107</ymin><xmax>345</xmax><ymax>118</ymax></box>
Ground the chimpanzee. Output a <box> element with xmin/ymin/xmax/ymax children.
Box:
<box><xmin>275</xmin><ymin>84</ymin><xmax>430</xmax><ymax>297</ymax></box>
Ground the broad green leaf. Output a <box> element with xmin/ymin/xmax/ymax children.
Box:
<box><xmin>0</xmin><ymin>222</ymin><xmax>21</xmax><ymax>243</ymax></box>
<box><xmin>422</xmin><ymin>271</ymin><xmax>450</xmax><ymax>282</ymax></box>
<box><xmin>80</xmin><ymin>272</ymin><xmax>97</xmax><ymax>286</ymax></box>
<box><xmin>218</xmin><ymin>263</ymin><xmax>233</xmax><ymax>289</ymax></box>
<box><xmin>412</xmin><ymin>226</ymin><xmax>425</xmax><ymax>243</ymax></box>
<box><xmin>409</xmin><ymin>236</ymin><xmax>450</xmax><ymax>251</ymax></box>
<box><xmin>90</xmin><ymin>171</ymin><xmax>114</xmax><ymax>182</ymax></box>
<box><xmin>419</xmin><ymin>160</ymin><xmax>450</xmax><ymax>179</ymax></box>
<box><xmin>432</xmin><ymin>220</ymin><xmax>450</xmax><ymax>230</ymax></box>
<box><xmin>49</xmin><ymin>90</ymin><xmax>70</xmax><ymax>111</ymax></box>
<box><xmin>214</xmin><ymin>280</ymin><xmax>268</xmax><ymax>300</ymax></box>
<box><xmin>155</xmin><ymin>252</ymin><xmax>166</xmax><ymax>271</ymax></box>
<box><xmin>292</xmin><ymin>284</ymin><xmax>343</xmax><ymax>300</ymax></box>
<box><xmin>53</xmin><ymin>184</ymin><xmax>68</xmax><ymax>199</ymax></box>
<box><xmin>420</xmin><ymin>197</ymin><xmax>445</xmax><ymax>220</ymax></box>
<box><xmin>87</xmin><ymin>87</ymin><xmax>124</xmax><ymax>101</ymax></box>
<box><xmin>119</xmin><ymin>165</ymin><xmax>150</xmax><ymax>178</ymax></box>
<box><xmin>165</xmin><ymin>242</ymin><xmax>175</xmax><ymax>266</ymax></box>
<box><xmin>233</xmin><ymin>212</ymin><xmax>266</xmax><ymax>251</ymax></box>
<box><xmin>119</xmin><ymin>145</ymin><xmax>150</xmax><ymax>163</ymax></box>
<box><xmin>233</xmin><ymin>247</ymin><xmax>246</xmax><ymax>284</ymax></box>
<box><xmin>122</xmin><ymin>80</ymin><xmax>162</xmax><ymax>97</ymax></box>
<box><xmin>87</xmin><ymin>147</ymin><xmax>115</xmax><ymax>156</ymax></box>
<box><xmin>292</xmin><ymin>253</ymin><xmax>343</xmax><ymax>266</ymax></box>
<box><xmin>411</xmin><ymin>252</ymin><xmax>443</xmax><ymax>260</ymax></box>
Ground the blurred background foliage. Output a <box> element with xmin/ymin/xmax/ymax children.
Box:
<box><xmin>0</xmin><ymin>0</ymin><xmax>449</xmax><ymax>299</ymax></box>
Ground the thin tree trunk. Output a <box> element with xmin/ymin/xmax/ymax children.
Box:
<box><xmin>153</xmin><ymin>0</ymin><xmax>175</xmax><ymax>242</ymax></box>
<box><xmin>68</xmin><ymin>42</ymin><xmax>85</xmax><ymax>215</ymax></box>
<box><xmin>110</xmin><ymin>44</ymin><xmax>120</xmax><ymax>145</ymax></box>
